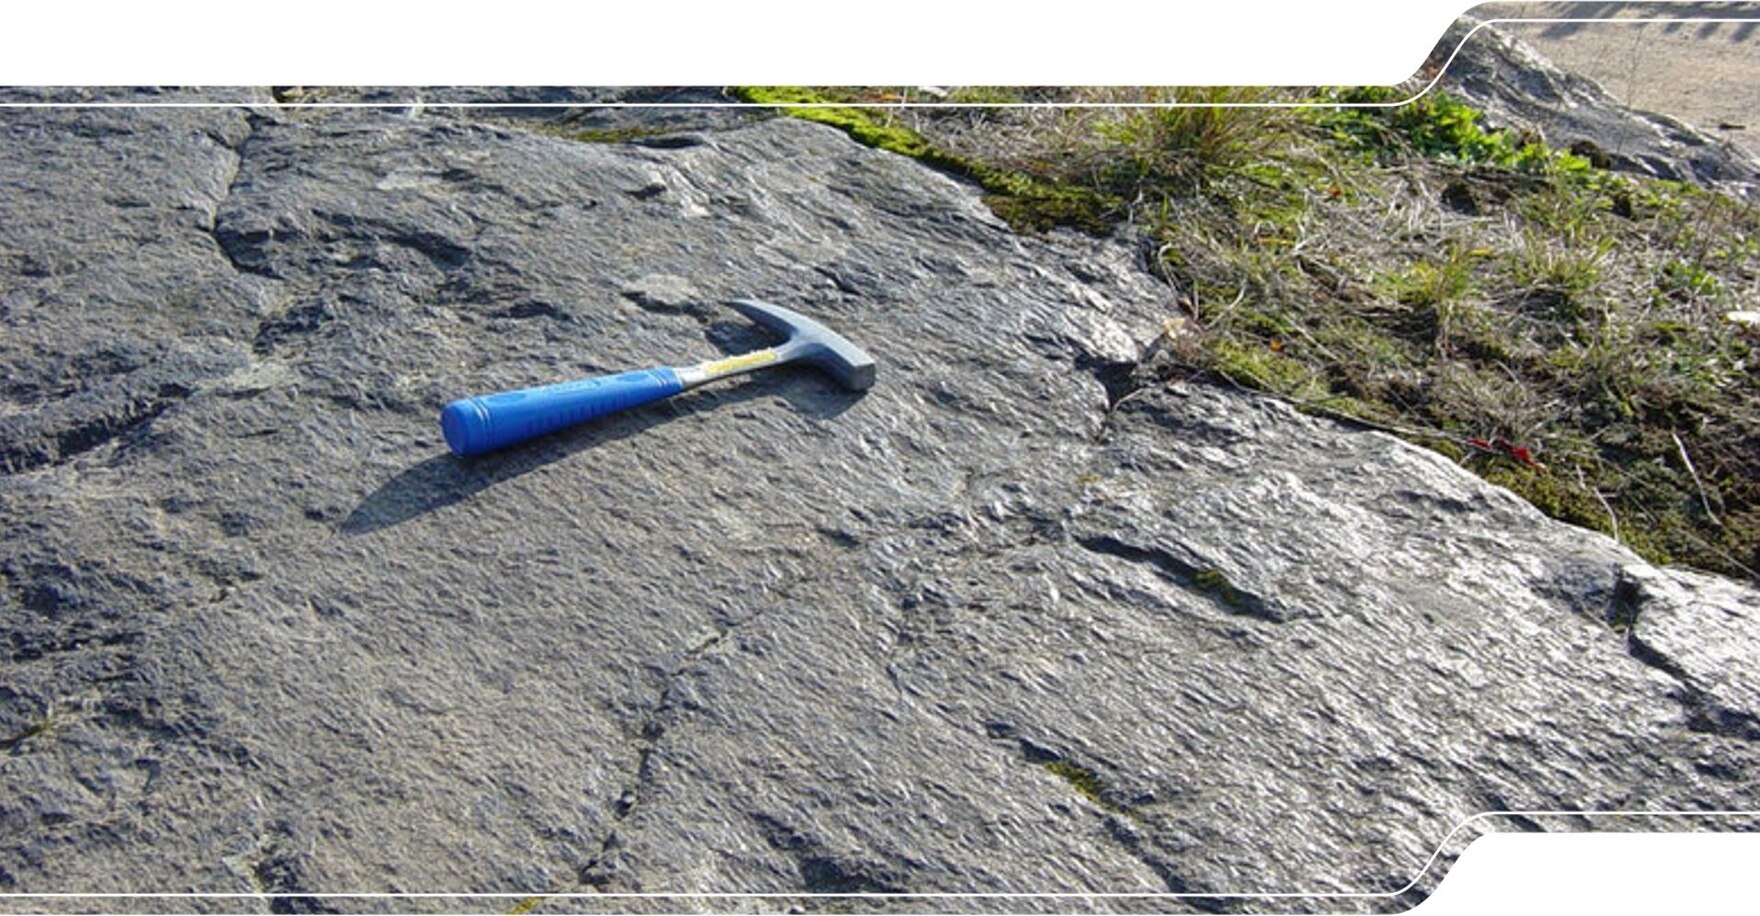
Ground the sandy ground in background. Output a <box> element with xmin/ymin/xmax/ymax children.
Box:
<box><xmin>1480</xmin><ymin>2</ymin><xmax>1760</xmax><ymax>163</ymax></box>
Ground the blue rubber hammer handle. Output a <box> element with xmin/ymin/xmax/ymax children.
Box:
<box><xmin>440</xmin><ymin>367</ymin><xmax>685</xmax><ymax>457</ymax></box>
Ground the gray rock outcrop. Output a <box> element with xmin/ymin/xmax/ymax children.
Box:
<box><xmin>1434</xmin><ymin>14</ymin><xmax>1760</xmax><ymax>195</ymax></box>
<box><xmin>2</xmin><ymin>91</ymin><xmax>1757</xmax><ymax>914</ymax></box>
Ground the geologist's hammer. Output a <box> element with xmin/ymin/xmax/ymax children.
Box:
<box><xmin>439</xmin><ymin>299</ymin><xmax>876</xmax><ymax>457</ymax></box>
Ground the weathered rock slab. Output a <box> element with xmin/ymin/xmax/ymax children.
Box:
<box><xmin>1</xmin><ymin>93</ymin><xmax>1756</xmax><ymax>914</ymax></box>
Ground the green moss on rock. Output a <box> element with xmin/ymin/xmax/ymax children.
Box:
<box><xmin>732</xmin><ymin>86</ymin><xmax>1119</xmax><ymax>234</ymax></box>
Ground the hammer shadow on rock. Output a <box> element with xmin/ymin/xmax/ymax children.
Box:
<box><xmin>339</xmin><ymin>369</ymin><xmax>865</xmax><ymax>536</ymax></box>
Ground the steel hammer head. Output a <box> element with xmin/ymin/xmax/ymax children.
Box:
<box><xmin>728</xmin><ymin>299</ymin><xmax>877</xmax><ymax>391</ymax></box>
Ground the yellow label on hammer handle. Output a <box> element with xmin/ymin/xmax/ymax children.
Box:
<box><xmin>700</xmin><ymin>348</ymin><xmax>779</xmax><ymax>377</ymax></box>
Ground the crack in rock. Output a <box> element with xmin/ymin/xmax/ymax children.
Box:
<box><xmin>578</xmin><ymin>604</ymin><xmax>777</xmax><ymax>890</ymax></box>
<box><xmin>1099</xmin><ymin>818</ymin><xmax>1225</xmax><ymax>905</ymax></box>
<box><xmin>250</xmin><ymin>845</ymin><xmax>339</xmax><ymax>915</ymax></box>
<box><xmin>0</xmin><ymin>340</ymin><xmax>248</xmax><ymax>475</ymax></box>
<box><xmin>1073</xmin><ymin>534</ymin><xmax>1285</xmax><ymax>623</ymax></box>
<box><xmin>1626</xmin><ymin>634</ymin><xmax>1760</xmax><ymax>742</ymax></box>
<box><xmin>0</xmin><ymin>382</ymin><xmax>192</xmax><ymax>475</ymax></box>
<box><xmin>314</xmin><ymin>209</ymin><xmax>476</xmax><ymax>271</ymax></box>
<box><xmin>749</xmin><ymin>811</ymin><xmax>910</xmax><ymax>894</ymax></box>
<box><xmin>1613</xmin><ymin>567</ymin><xmax>1760</xmax><ymax>743</ymax></box>
<box><xmin>252</xmin><ymin>298</ymin><xmax>338</xmax><ymax>356</ymax></box>
<box><xmin>205</xmin><ymin>114</ymin><xmax>277</xmax><ymax>280</ymax></box>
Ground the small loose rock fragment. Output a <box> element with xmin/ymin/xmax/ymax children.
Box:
<box><xmin>619</xmin><ymin>273</ymin><xmax>701</xmax><ymax>313</ymax></box>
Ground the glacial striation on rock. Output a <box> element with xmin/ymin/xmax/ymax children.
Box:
<box><xmin>1</xmin><ymin>88</ymin><xmax>1757</xmax><ymax>914</ymax></box>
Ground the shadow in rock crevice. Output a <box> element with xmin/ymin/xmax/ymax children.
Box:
<box><xmin>339</xmin><ymin>368</ymin><xmax>865</xmax><ymax>536</ymax></box>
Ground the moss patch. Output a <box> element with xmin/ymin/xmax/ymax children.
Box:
<box><xmin>732</xmin><ymin>86</ymin><xmax>1120</xmax><ymax>234</ymax></box>
<box><xmin>1043</xmin><ymin>761</ymin><xmax>1107</xmax><ymax>803</ymax></box>
<box><xmin>1193</xmin><ymin>567</ymin><xmax>1257</xmax><ymax>612</ymax></box>
<box><xmin>1041</xmin><ymin>760</ymin><xmax>1139</xmax><ymax>819</ymax></box>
